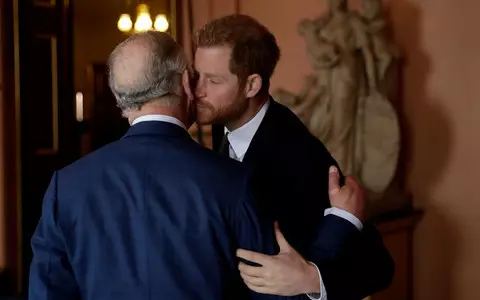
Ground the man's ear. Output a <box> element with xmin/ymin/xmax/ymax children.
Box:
<box><xmin>244</xmin><ymin>74</ymin><xmax>262</xmax><ymax>98</ymax></box>
<box><xmin>182</xmin><ymin>69</ymin><xmax>194</xmax><ymax>100</ymax></box>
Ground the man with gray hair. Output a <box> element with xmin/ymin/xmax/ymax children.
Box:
<box><xmin>108</xmin><ymin>30</ymin><xmax>192</xmax><ymax>119</ymax></box>
<box><xmin>28</xmin><ymin>31</ymin><xmax>285</xmax><ymax>300</ymax></box>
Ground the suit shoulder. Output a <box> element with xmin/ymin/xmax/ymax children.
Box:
<box><xmin>270</xmin><ymin>102</ymin><xmax>312</xmax><ymax>137</ymax></box>
<box><xmin>181</xmin><ymin>142</ymin><xmax>255</xmax><ymax>212</ymax></box>
<box><xmin>267</xmin><ymin>102</ymin><xmax>338</xmax><ymax>171</ymax></box>
<box><xmin>58</xmin><ymin>140</ymin><xmax>125</xmax><ymax>176</ymax></box>
<box><xmin>271</xmin><ymin>102</ymin><xmax>331</xmax><ymax>153</ymax></box>
<box><xmin>188</xmin><ymin>141</ymin><xmax>250</xmax><ymax>180</ymax></box>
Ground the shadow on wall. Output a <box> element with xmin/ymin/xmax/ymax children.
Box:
<box><xmin>385</xmin><ymin>0</ymin><xmax>460</xmax><ymax>299</ymax></box>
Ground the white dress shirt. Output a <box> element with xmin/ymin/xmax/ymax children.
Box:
<box><xmin>132</xmin><ymin>114</ymin><xmax>187</xmax><ymax>130</ymax></box>
<box><xmin>224</xmin><ymin>100</ymin><xmax>363</xmax><ymax>300</ymax></box>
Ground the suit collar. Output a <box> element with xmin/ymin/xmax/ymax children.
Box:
<box><xmin>242</xmin><ymin>97</ymin><xmax>282</xmax><ymax>163</ymax></box>
<box><xmin>132</xmin><ymin>114</ymin><xmax>187</xmax><ymax>131</ymax></box>
<box><xmin>122</xmin><ymin>120</ymin><xmax>191</xmax><ymax>139</ymax></box>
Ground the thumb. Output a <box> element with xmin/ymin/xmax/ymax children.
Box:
<box><xmin>274</xmin><ymin>221</ymin><xmax>291</xmax><ymax>252</ymax></box>
<box><xmin>328</xmin><ymin>166</ymin><xmax>341</xmax><ymax>198</ymax></box>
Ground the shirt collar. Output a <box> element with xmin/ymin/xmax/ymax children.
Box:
<box><xmin>225</xmin><ymin>100</ymin><xmax>270</xmax><ymax>160</ymax></box>
<box><xmin>132</xmin><ymin>114</ymin><xmax>187</xmax><ymax>131</ymax></box>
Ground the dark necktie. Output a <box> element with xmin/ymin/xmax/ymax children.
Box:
<box><xmin>219</xmin><ymin>133</ymin><xmax>230</xmax><ymax>157</ymax></box>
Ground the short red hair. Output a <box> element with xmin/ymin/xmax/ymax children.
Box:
<box><xmin>194</xmin><ymin>14</ymin><xmax>281</xmax><ymax>95</ymax></box>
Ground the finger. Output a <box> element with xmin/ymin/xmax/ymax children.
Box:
<box><xmin>240</xmin><ymin>273</ymin><xmax>268</xmax><ymax>287</ymax></box>
<box><xmin>345</xmin><ymin>176</ymin><xmax>364</xmax><ymax>198</ymax></box>
<box><xmin>244</xmin><ymin>282</ymin><xmax>275</xmax><ymax>295</ymax></box>
<box><xmin>237</xmin><ymin>249</ymin><xmax>272</xmax><ymax>266</ymax></box>
<box><xmin>345</xmin><ymin>175</ymin><xmax>358</xmax><ymax>188</ymax></box>
<box><xmin>238</xmin><ymin>261</ymin><xmax>264</xmax><ymax>277</ymax></box>
<box><xmin>328</xmin><ymin>166</ymin><xmax>341</xmax><ymax>197</ymax></box>
<box><xmin>274</xmin><ymin>221</ymin><xmax>291</xmax><ymax>252</ymax></box>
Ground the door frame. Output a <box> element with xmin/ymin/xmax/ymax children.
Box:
<box><xmin>2</xmin><ymin>0</ymin><xmax>77</xmax><ymax>294</ymax></box>
<box><xmin>1</xmin><ymin>0</ymin><xmax>22</xmax><ymax>295</ymax></box>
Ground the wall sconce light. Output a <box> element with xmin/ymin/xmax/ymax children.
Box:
<box><xmin>75</xmin><ymin>92</ymin><xmax>84</xmax><ymax>122</ymax></box>
<box><xmin>117</xmin><ymin>3</ymin><xmax>169</xmax><ymax>34</ymax></box>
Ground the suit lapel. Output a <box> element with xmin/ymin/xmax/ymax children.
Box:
<box><xmin>242</xmin><ymin>98</ymin><xmax>279</xmax><ymax>164</ymax></box>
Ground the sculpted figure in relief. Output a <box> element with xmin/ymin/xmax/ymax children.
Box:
<box><xmin>274</xmin><ymin>0</ymin><xmax>402</xmax><ymax>208</ymax></box>
<box><xmin>360</xmin><ymin>0</ymin><xmax>401</xmax><ymax>102</ymax></box>
<box><xmin>293</xmin><ymin>0</ymin><xmax>378</xmax><ymax>178</ymax></box>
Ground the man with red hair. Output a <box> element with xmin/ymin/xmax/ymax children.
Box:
<box><xmin>193</xmin><ymin>14</ymin><xmax>394</xmax><ymax>300</ymax></box>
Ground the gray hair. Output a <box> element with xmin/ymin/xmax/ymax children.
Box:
<box><xmin>107</xmin><ymin>31</ymin><xmax>188</xmax><ymax>114</ymax></box>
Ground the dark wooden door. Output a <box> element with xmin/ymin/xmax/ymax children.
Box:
<box><xmin>17</xmin><ymin>0</ymin><xmax>78</xmax><ymax>293</ymax></box>
<box><xmin>90</xmin><ymin>63</ymin><xmax>130</xmax><ymax>151</ymax></box>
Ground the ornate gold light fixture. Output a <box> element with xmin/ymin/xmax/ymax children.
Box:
<box><xmin>117</xmin><ymin>3</ymin><xmax>169</xmax><ymax>34</ymax></box>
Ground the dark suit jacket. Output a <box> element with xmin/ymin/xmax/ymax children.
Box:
<box><xmin>212</xmin><ymin>99</ymin><xmax>394</xmax><ymax>300</ymax></box>
<box><xmin>28</xmin><ymin>121</ymin><xmax>285</xmax><ymax>300</ymax></box>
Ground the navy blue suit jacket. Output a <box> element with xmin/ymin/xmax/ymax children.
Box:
<box><xmin>29</xmin><ymin>121</ymin><xmax>284</xmax><ymax>300</ymax></box>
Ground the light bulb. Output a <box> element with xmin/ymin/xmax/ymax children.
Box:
<box><xmin>117</xmin><ymin>14</ymin><xmax>133</xmax><ymax>32</ymax></box>
<box><xmin>134</xmin><ymin>4</ymin><xmax>152</xmax><ymax>32</ymax></box>
<box><xmin>154</xmin><ymin>14</ymin><xmax>169</xmax><ymax>32</ymax></box>
<box><xmin>134</xmin><ymin>12</ymin><xmax>152</xmax><ymax>32</ymax></box>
